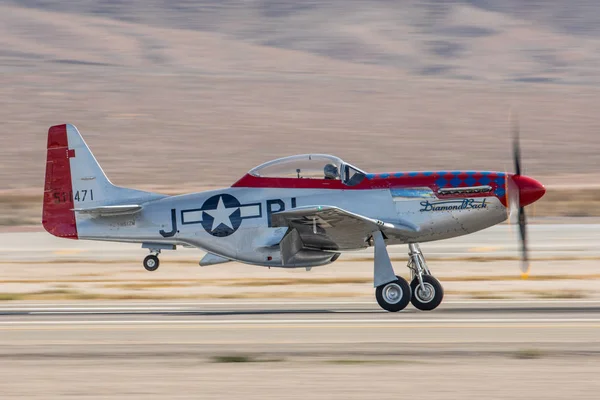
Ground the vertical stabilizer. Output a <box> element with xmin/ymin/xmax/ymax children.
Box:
<box><xmin>42</xmin><ymin>124</ymin><xmax>163</xmax><ymax>239</ymax></box>
<box><xmin>64</xmin><ymin>123</ymin><xmax>114</xmax><ymax>203</ymax></box>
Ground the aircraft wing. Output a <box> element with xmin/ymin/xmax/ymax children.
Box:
<box><xmin>270</xmin><ymin>205</ymin><xmax>419</xmax><ymax>251</ymax></box>
<box><xmin>73</xmin><ymin>204</ymin><xmax>142</xmax><ymax>216</ymax></box>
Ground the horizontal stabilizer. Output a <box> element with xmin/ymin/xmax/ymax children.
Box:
<box><xmin>73</xmin><ymin>204</ymin><xmax>142</xmax><ymax>216</ymax></box>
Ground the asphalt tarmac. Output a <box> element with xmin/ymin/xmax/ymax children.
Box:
<box><xmin>1</xmin><ymin>300</ymin><xmax>599</xmax><ymax>353</ymax></box>
<box><xmin>1</xmin><ymin>300</ymin><xmax>600</xmax><ymax>399</ymax></box>
<box><xmin>2</xmin><ymin>220</ymin><xmax>600</xmax><ymax>399</ymax></box>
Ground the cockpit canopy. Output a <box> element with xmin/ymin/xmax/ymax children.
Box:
<box><xmin>248</xmin><ymin>154</ymin><xmax>367</xmax><ymax>186</ymax></box>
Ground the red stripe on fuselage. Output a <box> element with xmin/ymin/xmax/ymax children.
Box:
<box><xmin>233</xmin><ymin>174</ymin><xmax>366</xmax><ymax>190</ymax></box>
<box><xmin>42</xmin><ymin>124</ymin><xmax>78</xmax><ymax>239</ymax></box>
<box><xmin>231</xmin><ymin>172</ymin><xmax>507</xmax><ymax>204</ymax></box>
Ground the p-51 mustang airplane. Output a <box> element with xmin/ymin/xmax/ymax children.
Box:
<box><xmin>43</xmin><ymin>124</ymin><xmax>545</xmax><ymax>312</ymax></box>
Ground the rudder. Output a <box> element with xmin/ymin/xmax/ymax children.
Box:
<box><xmin>43</xmin><ymin>124</ymin><xmax>78</xmax><ymax>238</ymax></box>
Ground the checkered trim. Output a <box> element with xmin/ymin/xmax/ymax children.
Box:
<box><xmin>366</xmin><ymin>171</ymin><xmax>507</xmax><ymax>202</ymax></box>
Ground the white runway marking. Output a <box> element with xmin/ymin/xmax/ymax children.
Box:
<box><xmin>2</xmin><ymin>299</ymin><xmax>600</xmax><ymax>310</ymax></box>
<box><xmin>2</xmin><ymin>318</ymin><xmax>600</xmax><ymax>326</ymax></box>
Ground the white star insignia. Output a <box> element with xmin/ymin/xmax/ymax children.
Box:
<box><xmin>204</xmin><ymin>197</ymin><xmax>237</xmax><ymax>231</ymax></box>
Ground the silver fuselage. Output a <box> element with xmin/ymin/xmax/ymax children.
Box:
<box><xmin>77</xmin><ymin>187</ymin><xmax>507</xmax><ymax>267</ymax></box>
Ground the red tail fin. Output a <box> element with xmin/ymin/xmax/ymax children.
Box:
<box><xmin>42</xmin><ymin>124</ymin><xmax>78</xmax><ymax>239</ymax></box>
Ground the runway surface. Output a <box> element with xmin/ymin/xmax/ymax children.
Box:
<box><xmin>2</xmin><ymin>221</ymin><xmax>600</xmax><ymax>398</ymax></box>
<box><xmin>2</xmin><ymin>300</ymin><xmax>600</xmax><ymax>355</ymax></box>
<box><xmin>2</xmin><ymin>300</ymin><xmax>600</xmax><ymax>399</ymax></box>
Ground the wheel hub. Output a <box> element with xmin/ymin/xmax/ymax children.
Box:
<box><xmin>415</xmin><ymin>282</ymin><xmax>435</xmax><ymax>303</ymax></box>
<box><xmin>147</xmin><ymin>259</ymin><xmax>156</xmax><ymax>268</ymax></box>
<box><xmin>383</xmin><ymin>283</ymin><xmax>403</xmax><ymax>304</ymax></box>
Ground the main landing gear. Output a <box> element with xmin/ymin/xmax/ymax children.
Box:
<box><xmin>372</xmin><ymin>231</ymin><xmax>444</xmax><ymax>312</ymax></box>
<box><xmin>375</xmin><ymin>276</ymin><xmax>411</xmax><ymax>312</ymax></box>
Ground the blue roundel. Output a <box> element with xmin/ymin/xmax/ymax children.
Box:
<box><xmin>200</xmin><ymin>194</ymin><xmax>242</xmax><ymax>237</ymax></box>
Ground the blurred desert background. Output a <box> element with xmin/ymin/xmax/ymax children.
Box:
<box><xmin>1</xmin><ymin>0</ymin><xmax>600</xmax><ymax>226</ymax></box>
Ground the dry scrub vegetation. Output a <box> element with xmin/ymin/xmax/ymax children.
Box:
<box><xmin>0</xmin><ymin>271</ymin><xmax>598</xmax><ymax>301</ymax></box>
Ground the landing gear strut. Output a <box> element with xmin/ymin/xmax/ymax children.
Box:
<box><xmin>372</xmin><ymin>231</ymin><xmax>412</xmax><ymax>312</ymax></box>
<box><xmin>407</xmin><ymin>243</ymin><xmax>443</xmax><ymax>311</ymax></box>
<box><xmin>371</xmin><ymin>232</ymin><xmax>444</xmax><ymax>312</ymax></box>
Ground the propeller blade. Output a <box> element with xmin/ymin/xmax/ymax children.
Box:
<box><xmin>518</xmin><ymin>206</ymin><xmax>530</xmax><ymax>277</ymax></box>
<box><xmin>509</xmin><ymin>111</ymin><xmax>529</xmax><ymax>277</ymax></box>
<box><xmin>512</xmin><ymin>115</ymin><xmax>522</xmax><ymax>176</ymax></box>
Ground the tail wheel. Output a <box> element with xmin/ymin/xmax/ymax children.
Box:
<box><xmin>143</xmin><ymin>255</ymin><xmax>160</xmax><ymax>272</ymax></box>
<box><xmin>410</xmin><ymin>275</ymin><xmax>444</xmax><ymax>311</ymax></box>
<box><xmin>375</xmin><ymin>276</ymin><xmax>411</xmax><ymax>312</ymax></box>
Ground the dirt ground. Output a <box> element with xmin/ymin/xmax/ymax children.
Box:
<box><xmin>1</xmin><ymin>257</ymin><xmax>598</xmax><ymax>301</ymax></box>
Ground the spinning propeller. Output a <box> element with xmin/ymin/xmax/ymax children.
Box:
<box><xmin>506</xmin><ymin>115</ymin><xmax>529</xmax><ymax>278</ymax></box>
<box><xmin>505</xmin><ymin>114</ymin><xmax>545</xmax><ymax>278</ymax></box>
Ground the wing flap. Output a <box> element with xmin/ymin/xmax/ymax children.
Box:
<box><xmin>271</xmin><ymin>205</ymin><xmax>419</xmax><ymax>251</ymax></box>
<box><xmin>73</xmin><ymin>204</ymin><xmax>142</xmax><ymax>216</ymax></box>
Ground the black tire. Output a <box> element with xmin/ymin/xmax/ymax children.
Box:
<box><xmin>410</xmin><ymin>275</ymin><xmax>444</xmax><ymax>311</ymax></box>
<box><xmin>375</xmin><ymin>276</ymin><xmax>411</xmax><ymax>312</ymax></box>
<box><xmin>143</xmin><ymin>255</ymin><xmax>160</xmax><ymax>272</ymax></box>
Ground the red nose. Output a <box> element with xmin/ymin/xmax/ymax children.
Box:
<box><xmin>512</xmin><ymin>175</ymin><xmax>546</xmax><ymax>207</ymax></box>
